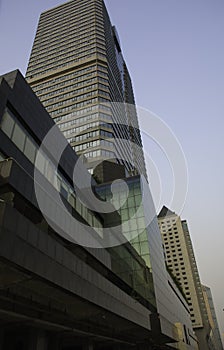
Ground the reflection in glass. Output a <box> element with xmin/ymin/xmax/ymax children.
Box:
<box><xmin>1</xmin><ymin>111</ymin><xmax>15</xmax><ymax>138</ymax></box>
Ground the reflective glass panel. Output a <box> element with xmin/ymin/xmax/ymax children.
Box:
<box><xmin>1</xmin><ymin>111</ymin><xmax>15</xmax><ymax>138</ymax></box>
<box><xmin>0</xmin><ymin>152</ymin><xmax>5</xmax><ymax>161</ymax></box>
<box><xmin>12</xmin><ymin>123</ymin><xmax>26</xmax><ymax>151</ymax></box>
<box><xmin>24</xmin><ymin>137</ymin><xmax>37</xmax><ymax>164</ymax></box>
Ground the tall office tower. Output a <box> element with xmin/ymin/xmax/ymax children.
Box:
<box><xmin>26</xmin><ymin>0</ymin><xmax>147</xmax><ymax>179</ymax></box>
<box><xmin>202</xmin><ymin>285</ymin><xmax>224</xmax><ymax>350</ymax></box>
<box><xmin>158</xmin><ymin>206</ymin><xmax>212</xmax><ymax>350</ymax></box>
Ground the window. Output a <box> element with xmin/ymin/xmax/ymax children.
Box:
<box><xmin>140</xmin><ymin>242</ymin><xmax>149</xmax><ymax>255</ymax></box>
<box><xmin>0</xmin><ymin>152</ymin><xmax>5</xmax><ymax>161</ymax></box>
<box><xmin>24</xmin><ymin>137</ymin><xmax>37</xmax><ymax>163</ymax></box>
<box><xmin>36</xmin><ymin>151</ymin><xmax>46</xmax><ymax>174</ymax></box>
<box><xmin>1</xmin><ymin>107</ymin><xmax>103</xmax><ymax>236</ymax></box>
<box><xmin>12</xmin><ymin>123</ymin><xmax>26</xmax><ymax>151</ymax></box>
<box><xmin>1</xmin><ymin>110</ymin><xmax>15</xmax><ymax>137</ymax></box>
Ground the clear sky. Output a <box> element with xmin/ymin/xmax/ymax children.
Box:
<box><xmin>0</xmin><ymin>0</ymin><xmax>224</xmax><ymax>342</ymax></box>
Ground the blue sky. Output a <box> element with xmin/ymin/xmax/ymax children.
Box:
<box><xmin>0</xmin><ymin>0</ymin><xmax>224</xmax><ymax>340</ymax></box>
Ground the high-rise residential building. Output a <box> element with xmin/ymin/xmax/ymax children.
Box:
<box><xmin>202</xmin><ymin>285</ymin><xmax>224</xmax><ymax>350</ymax></box>
<box><xmin>26</xmin><ymin>0</ymin><xmax>147</xmax><ymax>179</ymax></box>
<box><xmin>158</xmin><ymin>206</ymin><xmax>214</xmax><ymax>350</ymax></box>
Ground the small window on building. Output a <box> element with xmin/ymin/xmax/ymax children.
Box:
<box><xmin>12</xmin><ymin>123</ymin><xmax>26</xmax><ymax>151</ymax></box>
<box><xmin>1</xmin><ymin>109</ymin><xmax>15</xmax><ymax>138</ymax></box>
<box><xmin>0</xmin><ymin>152</ymin><xmax>5</xmax><ymax>161</ymax></box>
<box><xmin>24</xmin><ymin>137</ymin><xmax>37</xmax><ymax>163</ymax></box>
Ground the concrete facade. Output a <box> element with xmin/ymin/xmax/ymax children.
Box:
<box><xmin>202</xmin><ymin>285</ymin><xmax>223</xmax><ymax>350</ymax></box>
<box><xmin>158</xmin><ymin>206</ymin><xmax>217</xmax><ymax>350</ymax></box>
<box><xmin>26</xmin><ymin>0</ymin><xmax>147</xmax><ymax>179</ymax></box>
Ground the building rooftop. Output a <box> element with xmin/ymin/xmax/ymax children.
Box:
<box><xmin>158</xmin><ymin>205</ymin><xmax>176</xmax><ymax>218</ymax></box>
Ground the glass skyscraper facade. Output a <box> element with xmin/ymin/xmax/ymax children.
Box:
<box><xmin>96</xmin><ymin>176</ymin><xmax>157</xmax><ymax>309</ymax></box>
<box><xmin>26</xmin><ymin>0</ymin><xmax>147</xmax><ymax>179</ymax></box>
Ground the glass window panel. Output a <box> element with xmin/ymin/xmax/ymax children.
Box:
<box><xmin>24</xmin><ymin>137</ymin><xmax>37</xmax><ymax>164</ymax></box>
<box><xmin>132</xmin><ymin>243</ymin><xmax>140</xmax><ymax>253</ymax></box>
<box><xmin>142</xmin><ymin>255</ymin><xmax>151</xmax><ymax>267</ymax></box>
<box><xmin>87</xmin><ymin>210</ymin><xmax>93</xmax><ymax>226</ymax></box>
<box><xmin>136</xmin><ymin>207</ymin><xmax>144</xmax><ymax>218</ymax></box>
<box><xmin>68</xmin><ymin>193</ymin><xmax>76</xmax><ymax>207</ymax></box>
<box><xmin>93</xmin><ymin>216</ymin><xmax>99</xmax><ymax>228</ymax></box>
<box><xmin>96</xmin><ymin>227</ymin><xmax>103</xmax><ymax>238</ymax></box>
<box><xmin>76</xmin><ymin>199</ymin><xmax>82</xmax><ymax>216</ymax></box>
<box><xmin>134</xmin><ymin>194</ymin><xmax>142</xmax><ymax>205</ymax></box>
<box><xmin>122</xmin><ymin>211</ymin><xmax>129</xmax><ymax>222</ymax></box>
<box><xmin>129</xmin><ymin>219</ymin><xmax>137</xmax><ymax>230</ymax></box>
<box><xmin>35</xmin><ymin>151</ymin><xmax>46</xmax><ymax>175</ymax></box>
<box><xmin>1</xmin><ymin>111</ymin><xmax>15</xmax><ymax>138</ymax></box>
<box><xmin>81</xmin><ymin>205</ymin><xmax>88</xmax><ymax>220</ymax></box>
<box><xmin>122</xmin><ymin>222</ymin><xmax>129</xmax><ymax>233</ymax></box>
<box><xmin>127</xmin><ymin>197</ymin><xmax>135</xmax><ymax>207</ymax></box>
<box><xmin>137</xmin><ymin>217</ymin><xmax>146</xmax><ymax>229</ymax></box>
<box><xmin>130</xmin><ymin>236</ymin><xmax>140</xmax><ymax>244</ymax></box>
<box><xmin>52</xmin><ymin>172</ymin><xmax>58</xmax><ymax>190</ymax></box>
<box><xmin>55</xmin><ymin>173</ymin><xmax>62</xmax><ymax>191</ymax></box>
<box><xmin>0</xmin><ymin>152</ymin><xmax>5</xmax><ymax>161</ymax></box>
<box><xmin>133</xmin><ymin>184</ymin><xmax>141</xmax><ymax>194</ymax></box>
<box><xmin>12</xmin><ymin>123</ymin><xmax>26</xmax><ymax>151</ymax></box>
<box><xmin>128</xmin><ymin>208</ymin><xmax>136</xmax><ymax>218</ymax></box>
<box><xmin>141</xmin><ymin>242</ymin><xmax>149</xmax><ymax>255</ymax></box>
<box><xmin>46</xmin><ymin>161</ymin><xmax>55</xmax><ymax>183</ymax></box>
<box><xmin>61</xmin><ymin>181</ymin><xmax>69</xmax><ymax>199</ymax></box>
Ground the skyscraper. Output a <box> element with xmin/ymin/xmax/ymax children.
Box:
<box><xmin>26</xmin><ymin>0</ymin><xmax>147</xmax><ymax>179</ymax></box>
<box><xmin>158</xmin><ymin>206</ymin><xmax>214</xmax><ymax>350</ymax></box>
